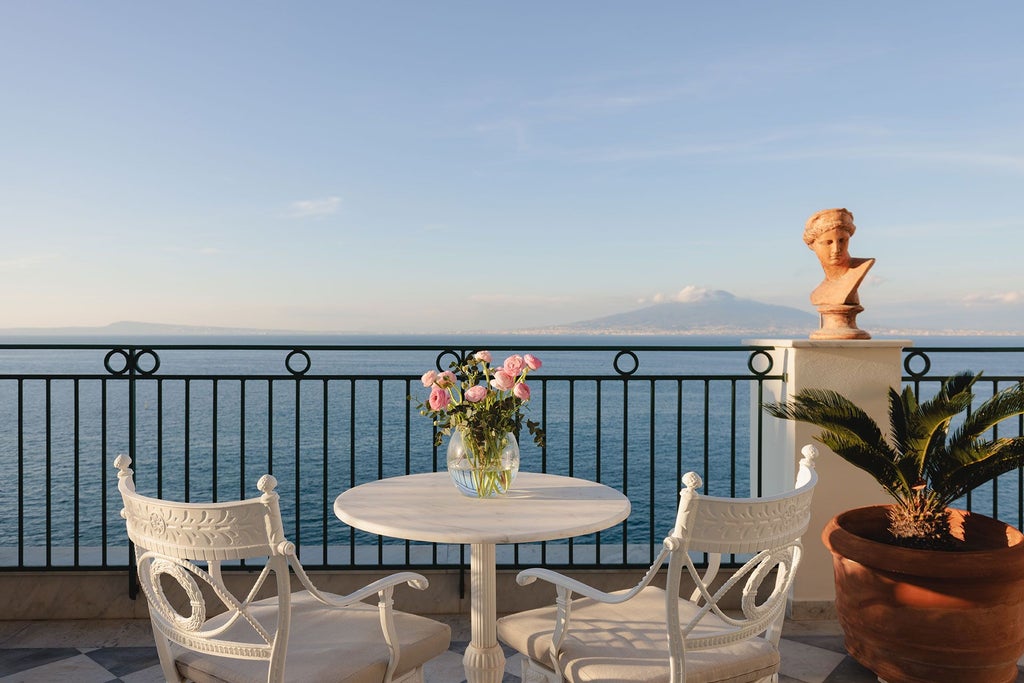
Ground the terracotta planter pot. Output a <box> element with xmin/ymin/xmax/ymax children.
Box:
<box><xmin>823</xmin><ymin>505</ymin><xmax>1024</xmax><ymax>683</ymax></box>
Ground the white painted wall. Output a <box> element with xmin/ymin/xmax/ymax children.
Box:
<box><xmin>748</xmin><ymin>339</ymin><xmax>910</xmax><ymax>612</ymax></box>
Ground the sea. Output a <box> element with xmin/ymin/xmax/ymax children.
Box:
<box><xmin>2</xmin><ymin>333</ymin><xmax>1024</xmax><ymax>557</ymax></box>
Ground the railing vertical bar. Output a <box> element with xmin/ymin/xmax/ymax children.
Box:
<box><xmin>675</xmin><ymin>379</ymin><xmax>683</xmax><ymax>495</ymax></box>
<box><xmin>184</xmin><ymin>380</ymin><xmax>191</xmax><ymax>502</ymax></box>
<box><xmin>349</xmin><ymin>380</ymin><xmax>356</xmax><ymax>565</ymax></box>
<box><xmin>563</xmin><ymin>379</ymin><xmax>573</xmax><ymax>566</ymax></box>
<box><xmin>17</xmin><ymin>379</ymin><xmax>24</xmax><ymax>568</ymax></box>
<box><xmin>156</xmin><ymin>380</ymin><xmax>164</xmax><ymax>498</ymax></box>
<box><xmin>377</xmin><ymin>380</ymin><xmax>384</xmax><ymax>565</ymax></box>
<box><xmin>648</xmin><ymin>378</ymin><xmax>656</xmax><ymax>562</ymax></box>
<box><xmin>127</xmin><ymin>348</ymin><xmax>136</xmax><ymax>490</ymax></box>
<box><xmin>991</xmin><ymin>378</ymin><xmax>999</xmax><ymax>520</ymax></box>
<box><xmin>212</xmin><ymin>379</ymin><xmax>219</xmax><ymax>502</ymax></box>
<box><xmin>294</xmin><ymin>375</ymin><xmax>302</xmax><ymax>549</ymax></box>
<box><xmin>101</xmin><ymin>379</ymin><xmax>108</xmax><ymax>567</ymax></box>
<box><xmin>239</xmin><ymin>379</ymin><xmax>246</xmax><ymax>502</ymax></box>
<box><xmin>404</xmin><ymin>379</ymin><xmax>412</xmax><ymax>474</ymax></box>
<box><xmin>755</xmin><ymin>378</ymin><xmax>764</xmax><ymax>498</ymax></box>
<box><xmin>1018</xmin><ymin>398</ymin><xmax>1023</xmax><ymax>531</ymax></box>
<box><xmin>730</xmin><ymin>380</ymin><xmax>738</xmax><ymax>498</ymax></box>
<box><xmin>323</xmin><ymin>379</ymin><xmax>330</xmax><ymax>566</ymax></box>
<box><xmin>702</xmin><ymin>379</ymin><xmax>710</xmax><ymax>490</ymax></box>
<box><xmin>74</xmin><ymin>380</ymin><xmax>80</xmax><ymax>566</ymax></box>
<box><xmin>45</xmin><ymin>379</ymin><xmax>52</xmax><ymax>567</ymax></box>
<box><xmin>403</xmin><ymin>378</ymin><xmax>412</xmax><ymax>565</ymax></box>
<box><xmin>729</xmin><ymin>379</ymin><xmax>739</xmax><ymax>565</ymax></box>
<box><xmin>267</xmin><ymin>380</ymin><xmax>274</xmax><ymax>476</ymax></box>
<box><xmin>377</xmin><ymin>379</ymin><xmax>384</xmax><ymax>480</ymax></box>
<box><xmin>621</xmin><ymin>379</ymin><xmax>628</xmax><ymax>562</ymax></box>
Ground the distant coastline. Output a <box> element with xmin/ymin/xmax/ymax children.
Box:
<box><xmin>0</xmin><ymin>319</ymin><xmax>1022</xmax><ymax>340</ymax></box>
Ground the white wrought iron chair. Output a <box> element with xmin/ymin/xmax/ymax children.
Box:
<box><xmin>114</xmin><ymin>455</ymin><xmax>451</xmax><ymax>683</ymax></box>
<box><xmin>496</xmin><ymin>446</ymin><xmax>819</xmax><ymax>683</ymax></box>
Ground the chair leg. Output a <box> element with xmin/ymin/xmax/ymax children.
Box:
<box><xmin>391</xmin><ymin>665</ymin><xmax>426</xmax><ymax>683</ymax></box>
<box><xmin>149</xmin><ymin>626</ymin><xmax>184</xmax><ymax>682</ymax></box>
<box><xmin>521</xmin><ymin>657</ymin><xmax>561</xmax><ymax>682</ymax></box>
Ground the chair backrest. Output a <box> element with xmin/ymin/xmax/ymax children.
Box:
<box><xmin>114</xmin><ymin>454</ymin><xmax>295</xmax><ymax>673</ymax></box>
<box><xmin>663</xmin><ymin>445</ymin><xmax>819</xmax><ymax>660</ymax></box>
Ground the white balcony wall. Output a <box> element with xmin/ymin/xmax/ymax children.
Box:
<box><xmin>750</xmin><ymin>339</ymin><xmax>910</xmax><ymax>617</ymax></box>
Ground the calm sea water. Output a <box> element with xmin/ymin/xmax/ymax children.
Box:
<box><xmin>2</xmin><ymin>333</ymin><xmax>1023</xmax><ymax>553</ymax></box>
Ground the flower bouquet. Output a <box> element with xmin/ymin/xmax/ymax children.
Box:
<box><xmin>415</xmin><ymin>351</ymin><xmax>545</xmax><ymax>497</ymax></box>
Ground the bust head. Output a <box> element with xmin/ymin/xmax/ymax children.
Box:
<box><xmin>804</xmin><ymin>208</ymin><xmax>855</xmax><ymax>273</ymax></box>
<box><xmin>803</xmin><ymin>208</ymin><xmax>855</xmax><ymax>245</ymax></box>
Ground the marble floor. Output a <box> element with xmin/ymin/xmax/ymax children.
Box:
<box><xmin>0</xmin><ymin>616</ymin><xmax>1018</xmax><ymax>682</ymax></box>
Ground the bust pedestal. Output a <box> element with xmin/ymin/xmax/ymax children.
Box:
<box><xmin>811</xmin><ymin>303</ymin><xmax>870</xmax><ymax>340</ymax></box>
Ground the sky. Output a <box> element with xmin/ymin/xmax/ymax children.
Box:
<box><xmin>2</xmin><ymin>1</ymin><xmax>1023</xmax><ymax>334</ymax></box>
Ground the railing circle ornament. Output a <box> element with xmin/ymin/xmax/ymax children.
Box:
<box><xmin>613</xmin><ymin>350</ymin><xmax>639</xmax><ymax>376</ymax></box>
<box><xmin>104</xmin><ymin>348</ymin><xmax>161</xmax><ymax>376</ymax></box>
<box><xmin>135</xmin><ymin>349</ymin><xmax>160</xmax><ymax>375</ymax></box>
<box><xmin>904</xmin><ymin>350</ymin><xmax>932</xmax><ymax>378</ymax></box>
<box><xmin>104</xmin><ymin>349</ymin><xmax>131</xmax><ymax>375</ymax></box>
<box><xmin>435</xmin><ymin>349</ymin><xmax>464</xmax><ymax>373</ymax></box>
<box><xmin>285</xmin><ymin>349</ymin><xmax>311</xmax><ymax>376</ymax></box>
<box><xmin>748</xmin><ymin>350</ymin><xmax>774</xmax><ymax>377</ymax></box>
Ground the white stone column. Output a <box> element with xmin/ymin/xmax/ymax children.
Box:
<box><xmin>747</xmin><ymin>339</ymin><xmax>911</xmax><ymax>618</ymax></box>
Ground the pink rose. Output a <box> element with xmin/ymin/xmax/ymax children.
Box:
<box><xmin>420</xmin><ymin>370</ymin><xmax>437</xmax><ymax>387</ymax></box>
<box><xmin>513</xmin><ymin>382</ymin><xmax>531</xmax><ymax>401</ymax></box>
<box><xmin>490</xmin><ymin>369</ymin><xmax>515</xmax><ymax>391</ymax></box>
<box><xmin>436</xmin><ymin>371</ymin><xmax>457</xmax><ymax>389</ymax></box>
<box><xmin>524</xmin><ymin>354</ymin><xmax>542</xmax><ymax>370</ymax></box>
<box><xmin>428</xmin><ymin>386</ymin><xmax>450</xmax><ymax>411</ymax></box>
<box><xmin>474</xmin><ymin>350</ymin><xmax>492</xmax><ymax>363</ymax></box>
<box><xmin>465</xmin><ymin>385</ymin><xmax>488</xmax><ymax>403</ymax></box>
<box><xmin>503</xmin><ymin>355</ymin><xmax>525</xmax><ymax>376</ymax></box>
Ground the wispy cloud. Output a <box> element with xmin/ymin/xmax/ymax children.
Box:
<box><xmin>161</xmin><ymin>246</ymin><xmax>226</xmax><ymax>257</ymax></box>
<box><xmin>643</xmin><ymin>285</ymin><xmax>718</xmax><ymax>305</ymax></box>
<box><xmin>466</xmin><ymin>293</ymin><xmax>574</xmax><ymax>307</ymax></box>
<box><xmin>287</xmin><ymin>196</ymin><xmax>342</xmax><ymax>218</ymax></box>
<box><xmin>963</xmin><ymin>291</ymin><xmax>1023</xmax><ymax>306</ymax></box>
<box><xmin>0</xmin><ymin>253</ymin><xmax>60</xmax><ymax>271</ymax></box>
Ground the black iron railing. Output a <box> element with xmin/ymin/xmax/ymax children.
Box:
<box><xmin>3</xmin><ymin>340</ymin><xmax>1022</xmax><ymax>577</ymax></box>
<box><xmin>902</xmin><ymin>344</ymin><xmax>1024</xmax><ymax>528</ymax></box>
<box><xmin>1</xmin><ymin>341</ymin><xmax>779</xmax><ymax>573</ymax></box>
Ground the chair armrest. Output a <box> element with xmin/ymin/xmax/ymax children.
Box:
<box><xmin>289</xmin><ymin>554</ymin><xmax>429</xmax><ymax>608</ymax></box>
<box><xmin>516</xmin><ymin>567</ymin><xmax>646</xmax><ymax>604</ymax></box>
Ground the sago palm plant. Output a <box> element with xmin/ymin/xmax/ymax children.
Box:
<box><xmin>765</xmin><ymin>371</ymin><xmax>1024</xmax><ymax>549</ymax></box>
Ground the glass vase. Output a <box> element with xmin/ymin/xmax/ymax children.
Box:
<box><xmin>446</xmin><ymin>429</ymin><xmax>520</xmax><ymax>498</ymax></box>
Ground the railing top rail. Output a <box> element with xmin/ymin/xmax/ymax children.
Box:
<box><xmin>0</xmin><ymin>342</ymin><xmax>778</xmax><ymax>352</ymax></box>
<box><xmin>906</xmin><ymin>346</ymin><xmax>1024</xmax><ymax>353</ymax></box>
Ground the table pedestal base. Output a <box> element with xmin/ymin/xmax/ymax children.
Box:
<box><xmin>463</xmin><ymin>642</ymin><xmax>506</xmax><ymax>683</ymax></box>
<box><xmin>464</xmin><ymin>542</ymin><xmax>505</xmax><ymax>683</ymax></box>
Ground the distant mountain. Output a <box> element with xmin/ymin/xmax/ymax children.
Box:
<box><xmin>549</xmin><ymin>290</ymin><xmax>818</xmax><ymax>336</ymax></box>
<box><xmin>0</xmin><ymin>321</ymin><xmax>288</xmax><ymax>336</ymax></box>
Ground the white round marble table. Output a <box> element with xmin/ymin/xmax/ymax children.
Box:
<box><xmin>334</xmin><ymin>471</ymin><xmax>631</xmax><ymax>683</ymax></box>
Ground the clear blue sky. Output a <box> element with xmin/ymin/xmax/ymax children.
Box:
<box><xmin>2</xmin><ymin>2</ymin><xmax>1023</xmax><ymax>333</ymax></box>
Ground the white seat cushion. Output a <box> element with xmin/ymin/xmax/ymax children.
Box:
<box><xmin>496</xmin><ymin>587</ymin><xmax>779</xmax><ymax>683</ymax></box>
<box><xmin>175</xmin><ymin>590</ymin><xmax>451</xmax><ymax>683</ymax></box>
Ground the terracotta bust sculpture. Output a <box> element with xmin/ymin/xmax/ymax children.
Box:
<box><xmin>803</xmin><ymin>208</ymin><xmax>873</xmax><ymax>339</ymax></box>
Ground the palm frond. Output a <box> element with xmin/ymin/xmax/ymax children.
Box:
<box><xmin>931</xmin><ymin>437</ymin><xmax>1024</xmax><ymax>506</ymax></box>
<box><xmin>889</xmin><ymin>387</ymin><xmax>913</xmax><ymax>458</ymax></box>
<box><xmin>947</xmin><ymin>383</ymin><xmax>1024</xmax><ymax>458</ymax></box>
<box><xmin>765</xmin><ymin>388</ymin><xmax>890</xmax><ymax>451</ymax></box>
<box><xmin>765</xmin><ymin>388</ymin><xmax>908</xmax><ymax>493</ymax></box>
<box><xmin>902</xmin><ymin>376</ymin><xmax>976</xmax><ymax>474</ymax></box>
<box><xmin>815</xmin><ymin>429</ymin><xmax>911</xmax><ymax>496</ymax></box>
